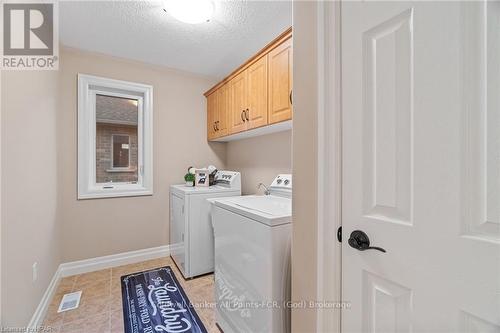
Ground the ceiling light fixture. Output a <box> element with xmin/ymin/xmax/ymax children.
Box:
<box><xmin>163</xmin><ymin>0</ymin><xmax>215</xmax><ymax>24</ymax></box>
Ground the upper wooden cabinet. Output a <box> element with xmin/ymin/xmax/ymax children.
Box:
<box><xmin>206</xmin><ymin>92</ymin><xmax>218</xmax><ymax>140</ymax></box>
<box><xmin>247</xmin><ymin>55</ymin><xmax>268</xmax><ymax>130</ymax></box>
<box><xmin>207</xmin><ymin>84</ymin><xmax>229</xmax><ymax>140</ymax></box>
<box><xmin>268</xmin><ymin>38</ymin><xmax>292</xmax><ymax>124</ymax></box>
<box><xmin>216</xmin><ymin>83</ymin><xmax>229</xmax><ymax>137</ymax></box>
<box><xmin>229</xmin><ymin>70</ymin><xmax>248</xmax><ymax>134</ymax></box>
<box><xmin>205</xmin><ymin>28</ymin><xmax>292</xmax><ymax>141</ymax></box>
<box><xmin>227</xmin><ymin>55</ymin><xmax>269</xmax><ymax>135</ymax></box>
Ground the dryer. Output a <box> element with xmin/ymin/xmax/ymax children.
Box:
<box><xmin>170</xmin><ymin>170</ymin><xmax>241</xmax><ymax>278</ymax></box>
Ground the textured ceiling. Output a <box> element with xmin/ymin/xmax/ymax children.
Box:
<box><xmin>60</xmin><ymin>1</ymin><xmax>292</xmax><ymax>79</ymax></box>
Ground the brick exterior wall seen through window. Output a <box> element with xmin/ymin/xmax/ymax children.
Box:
<box><xmin>96</xmin><ymin>124</ymin><xmax>138</xmax><ymax>183</ymax></box>
<box><xmin>95</xmin><ymin>94</ymin><xmax>139</xmax><ymax>184</ymax></box>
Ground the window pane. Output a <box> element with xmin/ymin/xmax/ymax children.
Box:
<box><xmin>95</xmin><ymin>94</ymin><xmax>138</xmax><ymax>184</ymax></box>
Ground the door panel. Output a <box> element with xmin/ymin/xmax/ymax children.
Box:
<box><xmin>460</xmin><ymin>0</ymin><xmax>500</xmax><ymax>244</ymax></box>
<box><xmin>341</xmin><ymin>2</ymin><xmax>500</xmax><ymax>332</ymax></box>
<box><xmin>361</xmin><ymin>8</ymin><xmax>413</xmax><ymax>226</ymax></box>
<box><xmin>207</xmin><ymin>92</ymin><xmax>217</xmax><ymax>140</ymax></box>
<box><xmin>216</xmin><ymin>83</ymin><xmax>229</xmax><ymax>137</ymax></box>
<box><xmin>229</xmin><ymin>71</ymin><xmax>248</xmax><ymax>134</ymax></box>
<box><xmin>362</xmin><ymin>272</ymin><xmax>412</xmax><ymax>333</ymax></box>
<box><xmin>268</xmin><ymin>38</ymin><xmax>292</xmax><ymax>124</ymax></box>
<box><xmin>247</xmin><ymin>55</ymin><xmax>268</xmax><ymax>129</ymax></box>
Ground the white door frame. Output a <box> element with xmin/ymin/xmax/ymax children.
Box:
<box><xmin>316</xmin><ymin>1</ymin><xmax>343</xmax><ymax>332</ymax></box>
<box><xmin>0</xmin><ymin>61</ymin><xmax>3</xmax><ymax>326</ymax></box>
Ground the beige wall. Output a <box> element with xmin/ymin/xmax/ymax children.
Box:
<box><xmin>1</xmin><ymin>70</ymin><xmax>61</xmax><ymax>326</ymax></box>
<box><xmin>226</xmin><ymin>130</ymin><xmax>292</xmax><ymax>195</ymax></box>
<box><xmin>59</xmin><ymin>48</ymin><xmax>226</xmax><ymax>262</ymax></box>
<box><xmin>291</xmin><ymin>2</ymin><xmax>319</xmax><ymax>332</ymax></box>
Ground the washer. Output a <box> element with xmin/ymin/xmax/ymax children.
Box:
<box><xmin>170</xmin><ymin>170</ymin><xmax>241</xmax><ymax>279</ymax></box>
<box><xmin>210</xmin><ymin>174</ymin><xmax>292</xmax><ymax>333</ymax></box>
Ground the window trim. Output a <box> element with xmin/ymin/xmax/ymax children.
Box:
<box><xmin>78</xmin><ymin>74</ymin><xmax>153</xmax><ymax>199</ymax></box>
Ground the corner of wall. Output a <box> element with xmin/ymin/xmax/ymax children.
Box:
<box><xmin>1</xmin><ymin>69</ymin><xmax>63</xmax><ymax>326</ymax></box>
<box><xmin>291</xmin><ymin>1</ymin><xmax>320</xmax><ymax>332</ymax></box>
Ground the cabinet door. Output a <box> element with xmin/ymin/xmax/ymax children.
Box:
<box><xmin>247</xmin><ymin>55</ymin><xmax>268</xmax><ymax>129</ymax></box>
<box><xmin>216</xmin><ymin>83</ymin><xmax>229</xmax><ymax>137</ymax></box>
<box><xmin>229</xmin><ymin>71</ymin><xmax>248</xmax><ymax>134</ymax></box>
<box><xmin>268</xmin><ymin>37</ymin><xmax>293</xmax><ymax>124</ymax></box>
<box><xmin>207</xmin><ymin>92</ymin><xmax>218</xmax><ymax>140</ymax></box>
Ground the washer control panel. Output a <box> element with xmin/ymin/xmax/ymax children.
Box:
<box><xmin>270</xmin><ymin>174</ymin><xmax>292</xmax><ymax>190</ymax></box>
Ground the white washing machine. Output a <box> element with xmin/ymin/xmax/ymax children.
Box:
<box><xmin>170</xmin><ymin>170</ymin><xmax>241</xmax><ymax>279</ymax></box>
<box><xmin>210</xmin><ymin>174</ymin><xmax>292</xmax><ymax>333</ymax></box>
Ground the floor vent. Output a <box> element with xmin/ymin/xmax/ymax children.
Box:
<box><xmin>57</xmin><ymin>291</ymin><xmax>82</xmax><ymax>313</ymax></box>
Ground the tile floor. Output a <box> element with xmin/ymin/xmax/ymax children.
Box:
<box><xmin>42</xmin><ymin>256</ymin><xmax>218</xmax><ymax>333</ymax></box>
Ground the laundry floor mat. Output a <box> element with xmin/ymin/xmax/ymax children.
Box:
<box><xmin>121</xmin><ymin>266</ymin><xmax>208</xmax><ymax>333</ymax></box>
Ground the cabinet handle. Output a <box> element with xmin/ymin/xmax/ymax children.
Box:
<box><xmin>216</xmin><ymin>121</ymin><xmax>219</xmax><ymax>131</ymax></box>
<box><xmin>245</xmin><ymin>108</ymin><xmax>249</xmax><ymax>121</ymax></box>
<box><xmin>213</xmin><ymin>123</ymin><xmax>217</xmax><ymax>132</ymax></box>
<box><xmin>241</xmin><ymin>110</ymin><xmax>246</xmax><ymax>122</ymax></box>
<box><xmin>289</xmin><ymin>90</ymin><xmax>293</xmax><ymax>105</ymax></box>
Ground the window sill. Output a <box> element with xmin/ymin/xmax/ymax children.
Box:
<box><xmin>78</xmin><ymin>188</ymin><xmax>153</xmax><ymax>200</ymax></box>
<box><xmin>106</xmin><ymin>168</ymin><xmax>137</xmax><ymax>173</ymax></box>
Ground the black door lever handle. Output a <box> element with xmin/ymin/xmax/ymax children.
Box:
<box><xmin>357</xmin><ymin>245</ymin><xmax>386</xmax><ymax>252</ymax></box>
<box><xmin>348</xmin><ymin>230</ymin><xmax>386</xmax><ymax>253</ymax></box>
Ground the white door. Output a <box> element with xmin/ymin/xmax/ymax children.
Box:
<box><xmin>341</xmin><ymin>1</ymin><xmax>500</xmax><ymax>332</ymax></box>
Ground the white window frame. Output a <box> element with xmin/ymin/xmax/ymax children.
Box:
<box><xmin>110</xmin><ymin>134</ymin><xmax>131</xmax><ymax>170</ymax></box>
<box><xmin>78</xmin><ymin>74</ymin><xmax>153</xmax><ymax>199</ymax></box>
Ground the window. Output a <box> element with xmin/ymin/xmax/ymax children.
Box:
<box><xmin>78</xmin><ymin>74</ymin><xmax>153</xmax><ymax>199</ymax></box>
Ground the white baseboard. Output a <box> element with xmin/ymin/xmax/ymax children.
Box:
<box><xmin>28</xmin><ymin>244</ymin><xmax>170</xmax><ymax>329</ymax></box>
<box><xmin>27</xmin><ymin>267</ymin><xmax>61</xmax><ymax>329</ymax></box>
<box><xmin>59</xmin><ymin>245</ymin><xmax>170</xmax><ymax>277</ymax></box>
